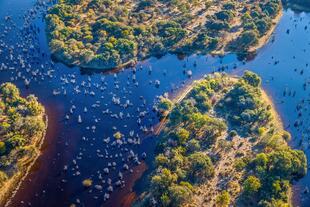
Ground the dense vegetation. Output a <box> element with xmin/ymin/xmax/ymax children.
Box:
<box><xmin>136</xmin><ymin>72</ymin><xmax>307</xmax><ymax>207</ymax></box>
<box><xmin>46</xmin><ymin>0</ymin><xmax>282</xmax><ymax>69</ymax></box>
<box><xmin>0</xmin><ymin>83</ymin><xmax>46</xmax><ymax>201</ymax></box>
<box><xmin>227</xmin><ymin>0</ymin><xmax>281</xmax><ymax>58</ymax></box>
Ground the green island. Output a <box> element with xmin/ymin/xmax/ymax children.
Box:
<box><xmin>0</xmin><ymin>83</ymin><xmax>47</xmax><ymax>205</ymax></box>
<box><xmin>46</xmin><ymin>0</ymin><xmax>282</xmax><ymax>70</ymax></box>
<box><xmin>135</xmin><ymin>72</ymin><xmax>307</xmax><ymax>207</ymax></box>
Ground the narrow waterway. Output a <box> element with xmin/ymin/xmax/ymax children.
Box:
<box><xmin>0</xmin><ymin>1</ymin><xmax>309</xmax><ymax>206</ymax></box>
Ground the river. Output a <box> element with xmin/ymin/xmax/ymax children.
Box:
<box><xmin>0</xmin><ymin>0</ymin><xmax>309</xmax><ymax>206</ymax></box>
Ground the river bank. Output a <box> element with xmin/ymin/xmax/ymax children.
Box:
<box><xmin>2</xmin><ymin>114</ymin><xmax>48</xmax><ymax>207</ymax></box>
<box><xmin>0</xmin><ymin>83</ymin><xmax>48</xmax><ymax>207</ymax></box>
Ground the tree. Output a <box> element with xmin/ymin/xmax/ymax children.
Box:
<box><xmin>0</xmin><ymin>142</ymin><xmax>6</xmax><ymax>155</ymax></box>
<box><xmin>255</xmin><ymin>18</ymin><xmax>271</xmax><ymax>36</ymax></box>
<box><xmin>168</xmin><ymin>184</ymin><xmax>193</xmax><ymax>206</ymax></box>
<box><xmin>187</xmin><ymin>139</ymin><xmax>201</xmax><ymax>153</ymax></box>
<box><xmin>155</xmin><ymin>154</ymin><xmax>170</xmax><ymax>167</ymax></box>
<box><xmin>151</xmin><ymin>168</ymin><xmax>178</xmax><ymax>193</ymax></box>
<box><xmin>0</xmin><ymin>171</ymin><xmax>8</xmax><ymax>184</ymax></box>
<box><xmin>282</xmin><ymin>131</ymin><xmax>291</xmax><ymax>141</ymax></box>
<box><xmin>175</xmin><ymin>128</ymin><xmax>190</xmax><ymax>144</ymax></box>
<box><xmin>233</xmin><ymin>30</ymin><xmax>259</xmax><ymax>50</ymax></box>
<box><xmin>243</xmin><ymin>176</ymin><xmax>261</xmax><ymax>195</ymax></box>
<box><xmin>188</xmin><ymin>152</ymin><xmax>214</xmax><ymax>183</ymax></box>
<box><xmin>242</xmin><ymin>71</ymin><xmax>262</xmax><ymax>87</ymax></box>
<box><xmin>215</xmin><ymin>10</ymin><xmax>234</xmax><ymax>22</ymax></box>
<box><xmin>26</xmin><ymin>95</ymin><xmax>44</xmax><ymax>116</ymax></box>
<box><xmin>268</xmin><ymin>150</ymin><xmax>307</xmax><ymax>179</ymax></box>
<box><xmin>158</xmin><ymin>97</ymin><xmax>173</xmax><ymax>114</ymax></box>
<box><xmin>0</xmin><ymin>83</ymin><xmax>20</xmax><ymax>101</ymax></box>
<box><xmin>216</xmin><ymin>191</ymin><xmax>231</xmax><ymax>207</ymax></box>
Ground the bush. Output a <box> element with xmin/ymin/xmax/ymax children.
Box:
<box><xmin>0</xmin><ymin>142</ymin><xmax>6</xmax><ymax>155</ymax></box>
<box><xmin>242</xmin><ymin>70</ymin><xmax>262</xmax><ymax>87</ymax></box>
<box><xmin>243</xmin><ymin>176</ymin><xmax>261</xmax><ymax>195</ymax></box>
<box><xmin>216</xmin><ymin>191</ymin><xmax>231</xmax><ymax>207</ymax></box>
<box><xmin>188</xmin><ymin>152</ymin><xmax>214</xmax><ymax>183</ymax></box>
<box><xmin>82</xmin><ymin>178</ymin><xmax>93</xmax><ymax>187</ymax></box>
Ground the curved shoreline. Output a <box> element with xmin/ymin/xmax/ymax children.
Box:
<box><xmin>133</xmin><ymin>74</ymin><xmax>298</xmax><ymax>206</ymax></box>
<box><xmin>0</xmin><ymin>114</ymin><xmax>48</xmax><ymax>207</ymax></box>
<box><xmin>46</xmin><ymin>1</ymin><xmax>284</xmax><ymax>71</ymax></box>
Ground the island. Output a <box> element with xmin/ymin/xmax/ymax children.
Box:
<box><xmin>135</xmin><ymin>72</ymin><xmax>307</xmax><ymax>207</ymax></box>
<box><xmin>46</xmin><ymin>0</ymin><xmax>282</xmax><ymax>70</ymax></box>
<box><xmin>0</xmin><ymin>83</ymin><xmax>47</xmax><ymax>206</ymax></box>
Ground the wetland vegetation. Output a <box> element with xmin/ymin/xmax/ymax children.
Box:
<box><xmin>46</xmin><ymin>0</ymin><xmax>282</xmax><ymax>69</ymax></box>
<box><xmin>136</xmin><ymin>72</ymin><xmax>307</xmax><ymax>207</ymax></box>
<box><xmin>0</xmin><ymin>83</ymin><xmax>46</xmax><ymax>205</ymax></box>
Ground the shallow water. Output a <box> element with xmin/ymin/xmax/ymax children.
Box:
<box><xmin>0</xmin><ymin>1</ymin><xmax>309</xmax><ymax>206</ymax></box>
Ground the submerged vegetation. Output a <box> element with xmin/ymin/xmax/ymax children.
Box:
<box><xmin>46</xmin><ymin>0</ymin><xmax>282</xmax><ymax>69</ymax></box>
<box><xmin>136</xmin><ymin>72</ymin><xmax>307</xmax><ymax>207</ymax></box>
<box><xmin>0</xmin><ymin>83</ymin><xmax>46</xmax><ymax>204</ymax></box>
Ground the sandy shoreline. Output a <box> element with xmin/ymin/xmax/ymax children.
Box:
<box><xmin>0</xmin><ymin>114</ymin><xmax>48</xmax><ymax>207</ymax></box>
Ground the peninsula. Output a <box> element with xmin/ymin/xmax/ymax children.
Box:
<box><xmin>135</xmin><ymin>72</ymin><xmax>307</xmax><ymax>207</ymax></box>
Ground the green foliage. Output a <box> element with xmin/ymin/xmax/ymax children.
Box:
<box><xmin>46</xmin><ymin>0</ymin><xmax>282</xmax><ymax>68</ymax></box>
<box><xmin>244</xmin><ymin>149</ymin><xmax>307</xmax><ymax>205</ymax></box>
<box><xmin>215</xmin><ymin>10</ymin><xmax>234</xmax><ymax>22</ymax></box>
<box><xmin>0</xmin><ymin>142</ymin><xmax>6</xmax><ymax>155</ymax></box>
<box><xmin>175</xmin><ymin>128</ymin><xmax>190</xmax><ymax>144</ymax></box>
<box><xmin>0</xmin><ymin>83</ymin><xmax>45</xmax><ymax>185</ymax></box>
<box><xmin>168</xmin><ymin>183</ymin><xmax>193</xmax><ymax>206</ymax></box>
<box><xmin>143</xmin><ymin>72</ymin><xmax>307</xmax><ymax>207</ymax></box>
<box><xmin>158</xmin><ymin>97</ymin><xmax>173</xmax><ymax>114</ymax></box>
<box><xmin>216</xmin><ymin>190</ymin><xmax>231</xmax><ymax>207</ymax></box>
<box><xmin>188</xmin><ymin>152</ymin><xmax>214</xmax><ymax>183</ymax></box>
<box><xmin>151</xmin><ymin>168</ymin><xmax>178</xmax><ymax>193</ymax></box>
<box><xmin>243</xmin><ymin>176</ymin><xmax>261</xmax><ymax>195</ymax></box>
<box><xmin>242</xmin><ymin>70</ymin><xmax>262</xmax><ymax>87</ymax></box>
<box><xmin>0</xmin><ymin>171</ymin><xmax>8</xmax><ymax>185</ymax></box>
<box><xmin>233</xmin><ymin>30</ymin><xmax>259</xmax><ymax>50</ymax></box>
<box><xmin>216</xmin><ymin>72</ymin><xmax>271</xmax><ymax>135</ymax></box>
